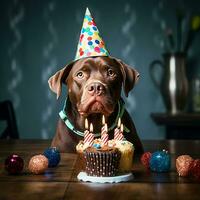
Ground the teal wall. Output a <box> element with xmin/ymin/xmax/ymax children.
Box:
<box><xmin>0</xmin><ymin>0</ymin><xmax>200</xmax><ymax>139</ymax></box>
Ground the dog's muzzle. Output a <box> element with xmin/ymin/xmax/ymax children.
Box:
<box><xmin>87</xmin><ymin>81</ymin><xmax>106</xmax><ymax>96</ymax></box>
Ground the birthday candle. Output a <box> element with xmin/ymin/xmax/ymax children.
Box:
<box><xmin>84</xmin><ymin>121</ymin><xmax>94</xmax><ymax>146</ymax></box>
<box><xmin>89</xmin><ymin>123</ymin><xmax>95</xmax><ymax>146</ymax></box>
<box><xmin>84</xmin><ymin>119</ymin><xmax>89</xmax><ymax>143</ymax></box>
<box><xmin>101</xmin><ymin>115</ymin><xmax>107</xmax><ymax>136</ymax></box>
<box><xmin>120</xmin><ymin>124</ymin><xmax>124</xmax><ymax>140</ymax></box>
<box><xmin>114</xmin><ymin>119</ymin><xmax>124</xmax><ymax>141</ymax></box>
<box><xmin>101</xmin><ymin>124</ymin><xmax>108</xmax><ymax>146</ymax></box>
<box><xmin>114</xmin><ymin>118</ymin><xmax>121</xmax><ymax>140</ymax></box>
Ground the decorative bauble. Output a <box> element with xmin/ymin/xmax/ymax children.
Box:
<box><xmin>149</xmin><ymin>150</ymin><xmax>171</xmax><ymax>172</ymax></box>
<box><xmin>190</xmin><ymin>159</ymin><xmax>200</xmax><ymax>179</ymax></box>
<box><xmin>43</xmin><ymin>147</ymin><xmax>60</xmax><ymax>167</ymax></box>
<box><xmin>5</xmin><ymin>154</ymin><xmax>24</xmax><ymax>174</ymax></box>
<box><xmin>28</xmin><ymin>154</ymin><xmax>48</xmax><ymax>174</ymax></box>
<box><xmin>141</xmin><ymin>152</ymin><xmax>152</xmax><ymax>169</ymax></box>
<box><xmin>176</xmin><ymin>155</ymin><xmax>193</xmax><ymax>177</ymax></box>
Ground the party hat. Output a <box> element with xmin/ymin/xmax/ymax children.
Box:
<box><xmin>74</xmin><ymin>8</ymin><xmax>110</xmax><ymax>61</ymax></box>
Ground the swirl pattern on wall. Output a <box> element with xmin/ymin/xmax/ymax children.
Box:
<box><xmin>152</xmin><ymin>0</ymin><xmax>166</xmax><ymax>50</ymax></box>
<box><xmin>7</xmin><ymin>0</ymin><xmax>24</xmax><ymax>109</ymax></box>
<box><xmin>121</xmin><ymin>3</ymin><xmax>137</xmax><ymax>111</ymax></box>
<box><xmin>41</xmin><ymin>0</ymin><xmax>58</xmax><ymax>139</ymax></box>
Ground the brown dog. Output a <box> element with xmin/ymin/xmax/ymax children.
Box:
<box><xmin>48</xmin><ymin>56</ymin><xmax>143</xmax><ymax>154</ymax></box>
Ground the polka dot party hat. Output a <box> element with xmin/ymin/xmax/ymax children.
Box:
<box><xmin>74</xmin><ymin>8</ymin><xmax>110</xmax><ymax>61</ymax></box>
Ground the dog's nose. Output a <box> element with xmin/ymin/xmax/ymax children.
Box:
<box><xmin>87</xmin><ymin>82</ymin><xmax>105</xmax><ymax>96</ymax></box>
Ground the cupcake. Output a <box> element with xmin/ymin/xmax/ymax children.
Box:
<box><xmin>84</xmin><ymin>146</ymin><xmax>121</xmax><ymax>177</ymax></box>
<box><xmin>115</xmin><ymin>140</ymin><xmax>134</xmax><ymax>172</ymax></box>
<box><xmin>76</xmin><ymin>138</ymin><xmax>102</xmax><ymax>171</ymax></box>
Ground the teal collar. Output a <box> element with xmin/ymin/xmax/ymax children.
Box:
<box><xmin>59</xmin><ymin>99</ymin><xmax>129</xmax><ymax>138</ymax></box>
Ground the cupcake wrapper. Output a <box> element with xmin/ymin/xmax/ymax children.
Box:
<box><xmin>84</xmin><ymin>151</ymin><xmax>120</xmax><ymax>177</ymax></box>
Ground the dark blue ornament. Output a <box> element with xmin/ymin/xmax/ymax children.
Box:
<box><xmin>149</xmin><ymin>150</ymin><xmax>171</xmax><ymax>172</ymax></box>
<box><xmin>43</xmin><ymin>147</ymin><xmax>60</xmax><ymax>167</ymax></box>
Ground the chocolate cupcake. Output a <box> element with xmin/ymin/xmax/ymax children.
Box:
<box><xmin>76</xmin><ymin>139</ymin><xmax>102</xmax><ymax>171</ymax></box>
<box><xmin>84</xmin><ymin>146</ymin><xmax>121</xmax><ymax>177</ymax></box>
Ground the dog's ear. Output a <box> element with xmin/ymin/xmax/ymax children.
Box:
<box><xmin>115</xmin><ymin>59</ymin><xmax>140</xmax><ymax>97</ymax></box>
<box><xmin>48</xmin><ymin>64</ymin><xmax>72</xmax><ymax>99</ymax></box>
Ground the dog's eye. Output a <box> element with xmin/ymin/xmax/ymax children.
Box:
<box><xmin>107</xmin><ymin>69</ymin><xmax>115</xmax><ymax>77</ymax></box>
<box><xmin>76</xmin><ymin>71</ymin><xmax>84</xmax><ymax>79</ymax></box>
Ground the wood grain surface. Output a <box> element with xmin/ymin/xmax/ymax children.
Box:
<box><xmin>0</xmin><ymin>139</ymin><xmax>200</xmax><ymax>200</ymax></box>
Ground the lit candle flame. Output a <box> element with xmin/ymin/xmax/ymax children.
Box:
<box><xmin>85</xmin><ymin>118</ymin><xmax>88</xmax><ymax>130</ymax></box>
<box><xmin>102</xmin><ymin>115</ymin><xmax>105</xmax><ymax>125</ymax></box>
<box><xmin>117</xmin><ymin>118</ymin><xmax>121</xmax><ymax>128</ymax></box>
<box><xmin>89</xmin><ymin>123</ymin><xmax>93</xmax><ymax>133</ymax></box>
<box><xmin>120</xmin><ymin>124</ymin><xmax>124</xmax><ymax>132</ymax></box>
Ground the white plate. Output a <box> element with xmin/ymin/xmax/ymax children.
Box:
<box><xmin>77</xmin><ymin>172</ymin><xmax>134</xmax><ymax>183</ymax></box>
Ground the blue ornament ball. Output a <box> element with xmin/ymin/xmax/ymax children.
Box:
<box><xmin>149</xmin><ymin>150</ymin><xmax>171</xmax><ymax>172</ymax></box>
<box><xmin>43</xmin><ymin>147</ymin><xmax>60</xmax><ymax>167</ymax></box>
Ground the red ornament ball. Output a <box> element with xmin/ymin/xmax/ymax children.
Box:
<box><xmin>141</xmin><ymin>152</ymin><xmax>152</xmax><ymax>169</ymax></box>
<box><xmin>28</xmin><ymin>154</ymin><xmax>48</xmax><ymax>174</ymax></box>
<box><xmin>176</xmin><ymin>155</ymin><xmax>193</xmax><ymax>177</ymax></box>
<box><xmin>5</xmin><ymin>154</ymin><xmax>24</xmax><ymax>174</ymax></box>
<box><xmin>190</xmin><ymin>159</ymin><xmax>200</xmax><ymax>179</ymax></box>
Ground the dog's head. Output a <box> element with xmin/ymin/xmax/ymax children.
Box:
<box><xmin>48</xmin><ymin>56</ymin><xmax>139</xmax><ymax>117</ymax></box>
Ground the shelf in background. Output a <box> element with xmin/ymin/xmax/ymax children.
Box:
<box><xmin>151</xmin><ymin>113</ymin><xmax>200</xmax><ymax>139</ymax></box>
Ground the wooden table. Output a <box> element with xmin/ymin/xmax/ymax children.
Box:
<box><xmin>0</xmin><ymin>139</ymin><xmax>200</xmax><ymax>200</ymax></box>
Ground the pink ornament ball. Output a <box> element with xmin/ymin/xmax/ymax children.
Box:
<box><xmin>176</xmin><ymin>155</ymin><xmax>193</xmax><ymax>177</ymax></box>
<box><xmin>28</xmin><ymin>154</ymin><xmax>48</xmax><ymax>174</ymax></box>
<box><xmin>5</xmin><ymin>154</ymin><xmax>24</xmax><ymax>174</ymax></box>
<box><xmin>141</xmin><ymin>152</ymin><xmax>152</xmax><ymax>169</ymax></box>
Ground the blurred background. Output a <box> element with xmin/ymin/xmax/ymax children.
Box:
<box><xmin>0</xmin><ymin>0</ymin><xmax>200</xmax><ymax>140</ymax></box>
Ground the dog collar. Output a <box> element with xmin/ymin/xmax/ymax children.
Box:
<box><xmin>59</xmin><ymin>99</ymin><xmax>129</xmax><ymax>138</ymax></box>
